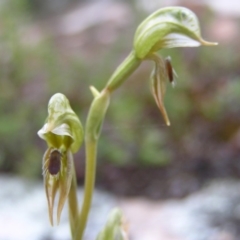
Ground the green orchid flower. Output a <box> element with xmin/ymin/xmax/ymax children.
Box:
<box><xmin>133</xmin><ymin>6</ymin><xmax>218</xmax><ymax>125</ymax></box>
<box><xmin>106</xmin><ymin>7</ymin><xmax>217</xmax><ymax>125</ymax></box>
<box><xmin>38</xmin><ymin>93</ymin><xmax>83</xmax><ymax>225</ymax></box>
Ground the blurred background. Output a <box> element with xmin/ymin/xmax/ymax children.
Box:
<box><xmin>1</xmin><ymin>0</ymin><xmax>240</xmax><ymax>239</ymax></box>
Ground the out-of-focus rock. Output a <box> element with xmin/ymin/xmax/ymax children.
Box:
<box><xmin>2</xmin><ymin>175</ymin><xmax>240</xmax><ymax>240</ymax></box>
<box><xmin>0</xmin><ymin>175</ymin><xmax>117</xmax><ymax>240</ymax></box>
<box><xmin>119</xmin><ymin>180</ymin><xmax>240</xmax><ymax>240</ymax></box>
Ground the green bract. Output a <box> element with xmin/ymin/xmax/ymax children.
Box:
<box><xmin>134</xmin><ymin>6</ymin><xmax>218</xmax><ymax>59</ymax></box>
<box><xmin>86</xmin><ymin>88</ymin><xmax>110</xmax><ymax>142</ymax></box>
<box><xmin>38</xmin><ymin>93</ymin><xmax>84</xmax><ymax>225</ymax></box>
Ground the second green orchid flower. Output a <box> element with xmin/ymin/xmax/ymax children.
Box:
<box><xmin>38</xmin><ymin>93</ymin><xmax>84</xmax><ymax>225</ymax></box>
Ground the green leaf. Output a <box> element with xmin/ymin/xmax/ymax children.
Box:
<box><xmin>134</xmin><ymin>6</ymin><xmax>218</xmax><ymax>59</ymax></box>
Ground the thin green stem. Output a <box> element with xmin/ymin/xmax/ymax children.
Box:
<box><xmin>73</xmin><ymin>140</ymin><xmax>97</xmax><ymax>240</ymax></box>
<box><xmin>73</xmin><ymin>89</ymin><xmax>110</xmax><ymax>240</ymax></box>
<box><xmin>73</xmin><ymin>51</ymin><xmax>141</xmax><ymax>240</ymax></box>
<box><xmin>68</xmin><ymin>165</ymin><xmax>79</xmax><ymax>238</ymax></box>
<box><xmin>106</xmin><ymin>51</ymin><xmax>141</xmax><ymax>92</ymax></box>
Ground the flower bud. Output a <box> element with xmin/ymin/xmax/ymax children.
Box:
<box><xmin>96</xmin><ymin>208</ymin><xmax>128</xmax><ymax>240</ymax></box>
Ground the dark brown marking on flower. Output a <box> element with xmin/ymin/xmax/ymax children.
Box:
<box><xmin>48</xmin><ymin>149</ymin><xmax>61</xmax><ymax>175</ymax></box>
<box><xmin>165</xmin><ymin>57</ymin><xmax>174</xmax><ymax>83</ymax></box>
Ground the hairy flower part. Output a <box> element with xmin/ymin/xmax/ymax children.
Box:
<box><xmin>45</xmin><ymin>149</ymin><xmax>62</xmax><ymax>175</ymax></box>
<box><xmin>38</xmin><ymin>93</ymin><xmax>83</xmax><ymax>225</ymax></box>
<box><xmin>42</xmin><ymin>147</ymin><xmax>74</xmax><ymax>225</ymax></box>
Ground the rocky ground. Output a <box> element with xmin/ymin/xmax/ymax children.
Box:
<box><xmin>1</xmin><ymin>175</ymin><xmax>240</xmax><ymax>240</ymax></box>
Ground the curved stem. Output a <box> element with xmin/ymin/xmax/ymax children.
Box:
<box><xmin>73</xmin><ymin>51</ymin><xmax>141</xmax><ymax>240</ymax></box>
<box><xmin>106</xmin><ymin>51</ymin><xmax>141</xmax><ymax>92</ymax></box>
<box><xmin>74</xmin><ymin>90</ymin><xmax>110</xmax><ymax>240</ymax></box>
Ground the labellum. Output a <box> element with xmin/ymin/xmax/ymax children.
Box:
<box><xmin>165</xmin><ymin>57</ymin><xmax>174</xmax><ymax>84</ymax></box>
<box><xmin>48</xmin><ymin>149</ymin><xmax>62</xmax><ymax>176</ymax></box>
<box><xmin>165</xmin><ymin>56</ymin><xmax>177</xmax><ymax>87</ymax></box>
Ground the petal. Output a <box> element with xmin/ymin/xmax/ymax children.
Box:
<box><xmin>51</xmin><ymin>123</ymin><xmax>73</xmax><ymax>138</ymax></box>
<box><xmin>43</xmin><ymin>149</ymin><xmax>74</xmax><ymax>225</ymax></box>
<box><xmin>57</xmin><ymin>150</ymin><xmax>74</xmax><ymax>224</ymax></box>
<box><xmin>43</xmin><ymin>147</ymin><xmax>60</xmax><ymax>226</ymax></box>
<box><xmin>37</xmin><ymin>123</ymin><xmax>49</xmax><ymax>140</ymax></box>
<box><xmin>45</xmin><ymin>175</ymin><xmax>59</xmax><ymax>226</ymax></box>
<box><xmin>157</xmin><ymin>33</ymin><xmax>201</xmax><ymax>49</ymax></box>
<box><xmin>150</xmin><ymin>54</ymin><xmax>170</xmax><ymax>126</ymax></box>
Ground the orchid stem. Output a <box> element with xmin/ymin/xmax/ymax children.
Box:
<box><xmin>106</xmin><ymin>51</ymin><xmax>141</xmax><ymax>92</ymax></box>
<box><xmin>73</xmin><ymin>140</ymin><xmax>97</xmax><ymax>240</ymax></box>
<box><xmin>74</xmin><ymin>51</ymin><xmax>141</xmax><ymax>240</ymax></box>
